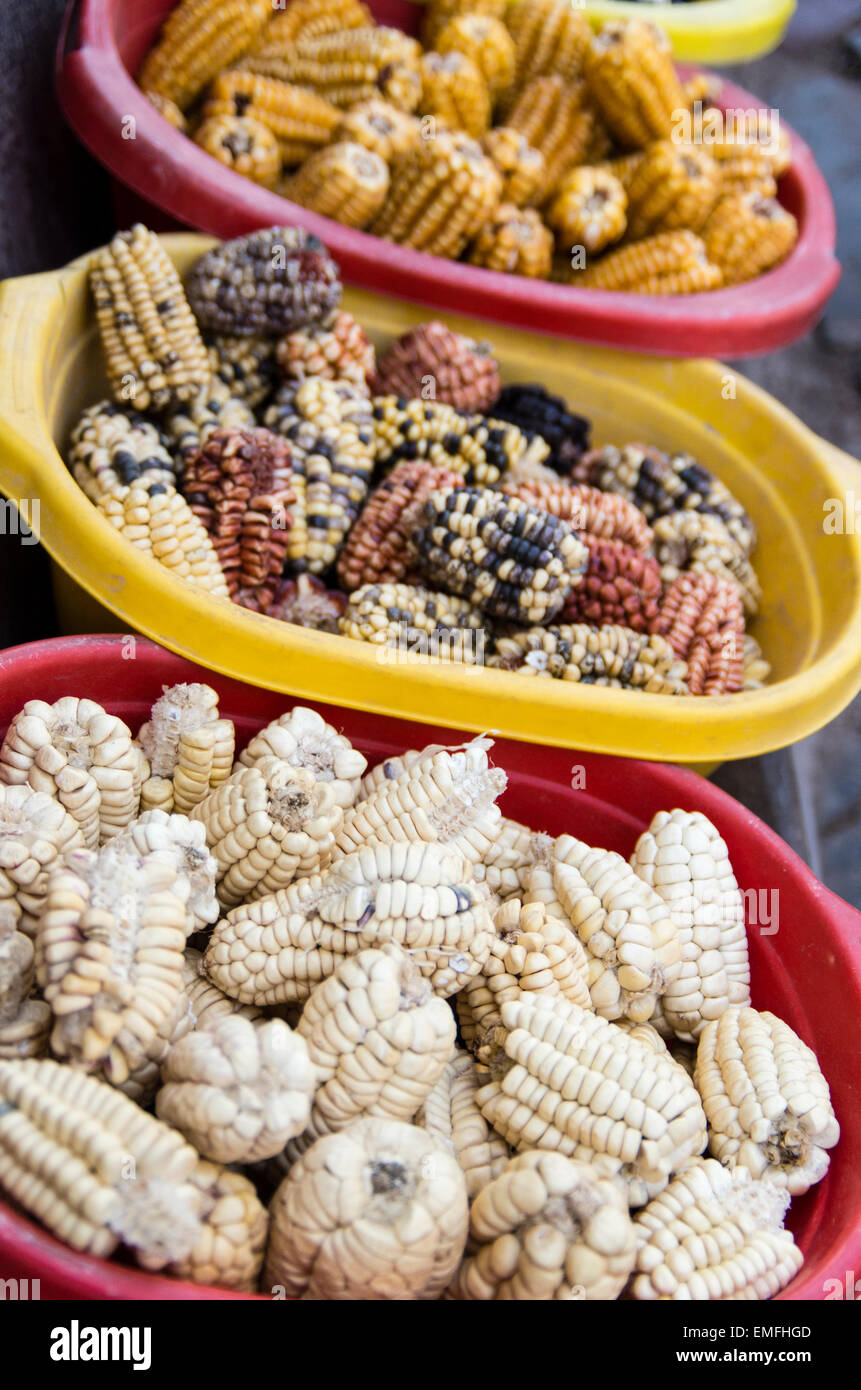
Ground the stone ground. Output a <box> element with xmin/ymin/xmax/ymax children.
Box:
<box><xmin>0</xmin><ymin>0</ymin><xmax>858</xmax><ymax>903</ymax></box>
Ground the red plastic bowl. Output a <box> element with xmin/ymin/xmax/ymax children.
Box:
<box><xmin>0</xmin><ymin>635</ymin><xmax>859</xmax><ymax>1300</ymax></box>
<box><xmin>55</xmin><ymin>0</ymin><xmax>840</xmax><ymax>358</ymax></box>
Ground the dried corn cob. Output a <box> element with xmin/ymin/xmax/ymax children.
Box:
<box><xmin>0</xmin><ymin>697</ymin><xmax>143</xmax><ymax>848</ymax></box>
<box><xmin>568</xmin><ymin>229</ymin><xmax>722</xmax><ymax>294</ymax></box>
<box><xmin>708</xmin><ymin>137</ymin><xmax>778</xmax><ymax>199</ymax></box>
<box><xmin>695</xmin><ymin>1006</ymin><xmax>839</xmax><ymax>1195</ymax></box>
<box><xmin>262</xmin><ymin>378</ymin><xmax>373</xmax><ymax>574</ymax></box>
<box><xmin>246</xmin><ymin>0</ymin><xmax>372</xmax><ymax>61</ymax></box>
<box><xmin>137</xmin><ymin>0</ymin><xmax>270</xmax><ymax>112</ymax></box>
<box><xmin>631</xmin><ymin>1159</ymin><xmax>802</xmax><ymax>1300</ymax></box>
<box><xmin>136</xmin><ymin>682</ymin><xmax>234</xmax><ymax>815</ymax></box>
<box><xmin>546</xmin><ymin>166</ymin><xmax>627</xmax><ymax>254</ymax></box>
<box><xmin>421</xmin><ymin>0</ymin><xmax>506</xmax><ymax>48</ymax></box>
<box><xmin>157</xmin><ymin>1014</ymin><xmax>315</xmax><ymax>1163</ymax></box>
<box><xmin>237</xmin><ymin>706</ymin><xmax>366</xmax><ymax>809</ymax></box>
<box><xmin>490</xmin><ymin>386</ymin><xmax>592</xmax><ymax>474</ymax></box>
<box><xmin>0</xmin><ymin>997</ymin><xmax>51</xmax><ymax>1060</ymax></box>
<box><xmin>507</xmin><ymin>77</ymin><xmax>602</xmax><ymax>190</ymax></box>
<box><xmin>506</xmin><ymin>0</ymin><xmax>591</xmax><ymax>95</ymax></box>
<box><xmin>448</xmin><ymin>1150</ymin><xmax>636</xmax><ymax>1300</ymax></box>
<box><xmin>68</xmin><ymin>401</ymin><xmax>177</xmax><ymax>501</ymax></box>
<box><xmin>655</xmin><ymin>571</ymin><xmax>745</xmax><ymax>697</ymax></box>
<box><xmin>183</xmin><ymin>947</ymin><xmax>262</xmax><ymax>1031</ymax></box>
<box><xmin>113</xmin><ymin>976</ymin><xmax>195</xmax><ymax>1106</ymax></box>
<box><xmin>416</xmin><ymin>1049</ymin><xmax>509</xmax><ymax>1199</ymax></box>
<box><xmin>419</xmin><ymin>51</ymin><xmax>491</xmax><ymax>140</ymax></box>
<box><xmin>263</xmin><ymin>1116</ymin><xmax>469</xmax><ymax>1299</ymax></box>
<box><xmin>186</xmin><ymin>227</ymin><xmax>342</xmax><ymax>337</ymax></box>
<box><xmin>743</xmin><ymin>634</ymin><xmax>771</xmax><ymax>690</ymax></box>
<box><xmin>142</xmin><ymin>90</ymin><xmax>187</xmax><ymax>133</ymax></box>
<box><xmin>193</xmin><ymin>113</ymin><xmax>281</xmax><ymax>188</ymax></box>
<box><xmin>371</xmin><ymin>322</ymin><xmax>501</xmax><ymax>414</ymax></box>
<box><xmin>489</xmin><ymin>622</ymin><xmax>690</xmax><ymax>694</ymax></box>
<box><xmin>561</xmin><ymin>534</ymin><xmax>662</xmax><ymax>633</ymax></box>
<box><xmin>585</xmin><ymin>19</ymin><xmax>686</xmax><ymax>150</ymax></box>
<box><xmin>333</xmin><ymin>98</ymin><xmax>421</xmax><ymax>163</ymax></box>
<box><xmin>36</xmin><ymin>841</ymin><xmax>187</xmax><ymax>1084</ymax></box>
<box><xmin>505</xmin><ymin>479</ymin><xmax>651</xmax><ymax>548</ymax></box>
<box><xmin>90</xmin><ymin>225</ymin><xmax>211</xmax><ymax>412</ymax></box>
<box><xmin>204</xmin><ymin>841</ymin><xmax>495</xmax><ymax>1004</ymax></box>
<box><xmin>191</xmin><ymin>757</ymin><xmax>342</xmax><ymax>906</ymax></box>
<box><xmin>624</xmin><ymin>141</ymin><xmax>721</xmax><ymax>241</ymax></box>
<box><xmin>203</xmin><ymin>70</ymin><xmax>341</xmax><ymax>165</ymax></box>
<box><xmin>0</xmin><ymin>785</ymin><xmax>85</xmax><ymax>935</ymax></box>
<box><xmin>471</xmin><ymin>816</ymin><xmax>540</xmax><ymax>900</ymax></box>
<box><xmin>281</xmin><ymin>143</ymin><xmax>390</xmax><ymax>230</ymax></box>
<box><xmin>114</xmin><ymin>808</ymin><xmax>220</xmax><ymax>937</ymax></box>
<box><xmin>599</xmin><ymin>149</ymin><xmax>644</xmax><ymax>191</ymax></box>
<box><xmin>524</xmin><ymin>832</ymin><xmax>682</xmax><ymax>1023</ymax></box>
<box><xmin>416</xmin><ymin>486</ymin><xmax>588</xmax><ymax>624</ymax></box>
<box><xmin>98</xmin><ymin>483</ymin><xmax>230</xmax><ymax>599</ymax></box>
<box><xmin>702</xmin><ymin>193</ymin><xmax>798</xmax><ymax>287</ymax></box>
<box><xmin>339</xmin><ymin>581</ymin><xmax>488</xmax><ymax>665</ymax></box>
<box><xmin>372</xmin><ymin>397</ymin><xmax>543</xmax><ymax>496</ymax></box>
<box><xmin>207</xmin><ymin>334</ymin><xmax>278</xmax><ymax>409</ymax></box>
<box><xmin>435</xmin><ymin>14</ymin><xmax>515</xmax><ymax>109</ymax></box>
<box><xmin>276</xmin><ymin>310</ymin><xmax>375</xmax><ymax>391</ymax></box>
<box><xmin>268</xmin><ymin>574</ymin><xmax>347</xmax><ymax>632</ymax></box>
<box><xmin>168</xmin><ymin>1160</ymin><xmax>267</xmax><ymax>1292</ymax></box>
<box><xmin>572</xmin><ymin>443</ymin><xmax>756</xmax><ymax>556</ymax></box>
<box><xmin>468</xmin><ymin>203</ymin><xmax>554</xmax><ymax>279</ymax></box>
<box><xmin>163</xmin><ymin>380</ymin><xmax>255</xmax><ymax>468</ymax></box>
<box><xmin>0</xmin><ymin>918</ymin><xmax>38</xmax><ymax>1030</ymax></box>
<box><xmin>476</xmin><ymin>995</ymin><xmax>706</xmax><ymax>1187</ymax></box>
<box><xmin>336</xmin><ymin>461</ymin><xmax>464</xmax><ymax>591</ymax></box>
<box><xmin>480</xmin><ymin>127</ymin><xmax>545</xmax><ymax>207</ymax></box>
<box><xmin>652</xmin><ymin>511</ymin><xmax>761</xmax><ymax>616</ymax></box>
<box><xmin>371</xmin><ymin>129</ymin><xmax>502</xmax><ymax>260</ymax></box>
<box><xmin>246</xmin><ymin>26</ymin><xmax>422</xmax><ymax>113</ymax></box>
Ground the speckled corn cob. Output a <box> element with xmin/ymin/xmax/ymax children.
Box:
<box><xmin>702</xmin><ymin>193</ymin><xmax>798</xmax><ymax>287</ymax></box>
<box><xmin>468</xmin><ymin>204</ymin><xmax>554</xmax><ymax>278</ymax></box>
<box><xmin>421</xmin><ymin>0</ymin><xmax>506</xmax><ymax>48</ymax></box>
<box><xmin>0</xmin><ymin>697</ymin><xmax>143</xmax><ymax>849</ymax></box>
<box><xmin>507</xmin><ymin>77</ymin><xmax>603</xmax><ymax>190</ymax></box>
<box><xmin>370</xmin><ymin>396</ymin><xmax>542</xmax><ymax>486</ymax></box>
<box><xmin>416</xmin><ymin>486</ymin><xmax>588</xmax><ymax>624</ymax></box>
<box><xmin>419</xmin><ymin>51</ymin><xmax>491</xmax><ymax>139</ymax></box>
<box><xmin>371</xmin><ymin>322</ymin><xmax>501</xmax><ymax>413</ymax></box>
<box><xmin>186</xmin><ymin>227</ymin><xmax>342</xmax><ymax>338</ymax></box>
<box><xmin>68</xmin><ymin>401</ymin><xmax>178</xmax><ymax>501</ymax></box>
<box><xmin>696</xmin><ymin>1006</ymin><xmax>839</xmax><ymax>1195</ymax></box>
<box><xmin>203</xmin><ymin>840</ymin><xmax>495</xmax><ymax>1004</ymax></box>
<box><xmin>245</xmin><ymin>0</ymin><xmax>372</xmax><ymax>61</ymax></box>
<box><xmin>136</xmin><ymin>683</ymin><xmax>234</xmax><ymax>816</ymax></box>
<box><xmin>561</xmin><ymin>534</ymin><xmax>662</xmax><ymax>633</ymax></box>
<box><xmin>371</xmin><ymin>129</ymin><xmax>502</xmax><ymax>260</ymax></box>
<box><xmin>276</xmin><ymin>311</ymin><xmax>375</xmax><ymax>392</ymax></box>
<box><xmin>142</xmin><ymin>90</ymin><xmax>187</xmax><ymax>133</ymax></box>
<box><xmin>631</xmin><ymin>1159</ymin><xmax>802</xmax><ymax>1300</ymax></box>
<box><xmin>339</xmin><ymin>582</ymin><xmax>487</xmax><ymax>665</ymax></box>
<box><xmin>655</xmin><ymin>571</ymin><xmax>745</xmax><ymax>697</ymax></box>
<box><xmin>0</xmin><ymin>918</ymin><xmax>51</xmax><ymax>1058</ymax></box>
<box><xmin>193</xmin><ymin>113</ymin><xmax>281</xmax><ymax>188</ymax></box>
<box><xmin>489</xmin><ymin>623</ymin><xmax>690</xmax><ymax>695</ymax></box>
<box><xmin>168</xmin><ymin>1160</ymin><xmax>268</xmax><ymax>1292</ymax></box>
<box><xmin>90</xmin><ymin>225</ymin><xmax>211</xmax><ymax>412</ymax></box>
<box><xmin>490</xmin><ymin>386</ymin><xmax>592</xmax><ymax>474</ymax></box>
<box><xmin>261</xmin><ymin>378</ymin><xmax>373</xmax><ymax>574</ymax></box>
<box><xmin>246</xmin><ymin>26</ymin><xmax>422</xmax><ymax>113</ymax></box>
<box><xmin>137</xmin><ymin>0</ymin><xmax>270</xmax><ymax>111</ymax></box>
<box><xmin>504</xmin><ymin>478</ymin><xmax>652</xmax><ymax>548</ymax></box>
<box><xmin>98</xmin><ymin>483</ymin><xmax>230</xmax><ymax>599</ymax></box>
<box><xmin>336</xmin><ymin>461</ymin><xmax>463</xmax><ymax>591</ymax></box>
<box><xmin>435</xmin><ymin>14</ymin><xmax>515</xmax><ymax>110</ymax></box>
<box><xmin>416</xmin><ymin>1049</ymin><xmax>510</xmax><ymax>1199</ymax></box>
<box><xmin>163</xmin><ymin>380</ymin><xmax>255</xmax><ymax>468</ymax></box>
<box><xmin>206</xmin><ymin>335</ymin><xmax>279</xmax><ymax>409</ymax></box>
<box><xmin>572</xmin><ymin>442</ymin><xmax>756</xmax><ymax>556</ymax></box>
<box><xmin>448</xmin><ymin>1150</ymin><xmax>636</xmax><ymax>1299</ymax></box>
<box><xmin>204</xmin><ymin>70</ymin><xmax>341</xmax><ymax>165</ymax></box>
<box><xmin>280</xmin><ymin>142</ymin><xmax>389</xmax><ymax>230</ymax></box>
<box><xmin>568</xmin><ymin>229</ymin><xmax>722</xmax><ymax>294</ymax></box>
<box><xmin>238</xmin><ymin>705</ymin><xmax>366</xmax><ymax>809</ymax></box>
<box><xmin>546</xmin><ymin>166</ymin><xmax>627</xmax><ymax>254</ymax></box>
<box><xmin>624</xmin><ymin>141</ymin><xmax>721</xmax><ymax>241</ymax></box>
<box><xmin>333</xmin><ymin>98</ymin><xmax>421</xmax><ymax>163</ymax></box>
<box><xmin>652</xmin><ymin>511</ymin><xmax>761</xmax><ymax>616</ymax></box>
<box><xmin>268</xmin><ymin>575</ymin><xmax>347</xmax><ymax>631</ymax></box>
<box><xmin>506</xmin><ymin>0</ymin><xmax>591</xmax><ymax>95</ymax></box>
<box><xmin>585</xmin><ymin>19</ymin><xmax>686</xmax><ymax>150</ymax></box>
<box><xmin>480</xmin><ymin>127</ymin><xmax>545</xmax><ymax>207</ymax></box>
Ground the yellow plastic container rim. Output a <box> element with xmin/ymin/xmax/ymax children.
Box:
<box><xmin>582</xmin><ymin>0</ymin><xmax>796</xmax><ymax>64</ymax></box>
<box><xmin>1</xmin><ymin>231</ymin><xmax>860</xmax><ymax>765</ymax></box>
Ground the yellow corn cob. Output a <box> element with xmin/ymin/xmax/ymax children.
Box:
<box><xmin>421</xmin><ymin>0</ymin><xmax>506</xmax><ymax>49</ymax></box>
<box><xmin>280</xmin><ymin>143</ymin><xmax>390</xmax><ymax>230</ymax></box>
<box><xmin>598</xmin><ymin>149</ymin><xmax>644</xmax><ymax>191</ymax></box>
<box><xmin>142</xmin><ymin>90</ymin><xmax>187</xmax><ymax>133</ymax></box>
<box><xmin>702</xmin><ymin>193</ymin><xmax>798</xmax><ymax>286</ymax></box>
<box><xmin>567</xmin><ymin>230</ymin><xmax>722</xmax><ymax>295</ymax></box>
<box><xmin>712</xmin><ymin>144</ymin><xmax>778</xmax><ymax>199</ymax></box>
<box><xmin>545</xmin><ymin>166</ymin><xmax>627</xmax><ymax>254</ymax></box>
<box><xmin>371</xmin><ymin>129</ymin><xmax>502</xmax><ymax>260</ymax></box>
<box><xmin>624</xmin><ymin>140</ymin><xmax>721</xmax><ymax>240</ymax></box>
<box><xmin>683</xmin><ymin>74</ymin><xmax>721</xmax><ymax>110</ymax></box>
<box><xmin>505</xmin><ymin>0</ymin><xmax>591</xmax><ymax>96</ymax></box>
<box><xmin>468</xmin><ymin>203</ymin><xmax>553</xmax><ymax>278</ymax></box>
<box><xmin>585</xmin><ymin>19</ymin><xmax>686</xmax><ymax>150</ymax></box>
<box><xmin>89</xmin><ymin>224</ymin><xmax>210</xmax><ymax>413</ymax></box>
<box><xmin>480</xmin><ymin>127</ymin><xmax>545</xmax><ymax>207</ymax></box>
<box><xmin>97</xmin><ymin>484</ymin><xmax>230</xmax><ymax>598</ymax></box>
<box><xmin>419</xmin><ymin>52</ymin><xmax>491</xmax><ymax>140</ymax></box>
<box><xmin>204</xmin><ymin>71</ymin><xmax>341</xmax><ymax>166</ymax></box>
<box><xmin>333</xmin><ymin>99</ymin><xmax>421</xmax><ymax>163</ymax></box>
<box><xmin>241</xmin><ymin>26</ymin><xmax>423</xmax><ymax>113</ymax></box>
<box><xmin>246</xmin><ymin>0</ymin><xmax>372</xmax><ymax>57</ymax></box>
<box><xmin>435</xmin><ymin>14</ymin><xmax>516</xmax><ymax>110</ymax></box>
<box><xmin>193</xmin><ymin>114</ymin><xmax>281</xmax><ymax>189</ymax></box>
<box><xmin>507</xmin><ymin>77</ymin><xmax>602</xmax><ymax>191</ymax></box>
<box><xmin>137</xmin><ymin>0</ymin><xmax>270</xmax><ymax>112</ymax></box>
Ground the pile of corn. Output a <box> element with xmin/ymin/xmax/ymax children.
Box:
<box><xmin>135</xmin><ymin>0</ymin><xmax>799</xmax><ymax>293</ymax></box>
<box><xmin>0</xmin><ymin>684</ymin><xmax>838</xmax><ymax>1297</ymax></box>
<box><xmin>67</xmin><ymin>222</ymin><xmax>768</xmax><ymax>697</ymax></box>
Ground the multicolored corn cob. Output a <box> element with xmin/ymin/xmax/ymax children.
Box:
<box><xmin>267</xmin><ymin>575</ymin><xmax>348</xmax><ymax>632</ymax></box>
<box><xmin>654</xmin><ymin>572</ymin><xmax>745</xmax><ymax>696</ymax></box>
<box><xmin>585</xmin><ymin>19</ymin><xmax>687</xmax><ymax>150</ymax></box>
<box><xmin>370</xmin><ymin>397</ymin><xmax>545</xmax><ymax>487</ymax></box>
<box><xmin>276</xmin><ymin>311</ymin><xmax>375</xmax><ymax>392</ymax></box>
<box><xmin>561</xmin><ymin>534</ymin><xmax>663</xmax><ymax>632</ymax></box>
<box><xmin>336</xmin><ymin>460</ymin><xmax>465</xmax><ymax>591</ymax></box>
<box><xmin>203</xmin><ymin>71</ymin><xmax>341</xmax><ymax>166</ymax></box>
<box><xmin>339</xmin><ymin>582</ymin><xmax>487</xmax><ymax>663</ymax></box>
<box><xmin>419</xmin><ymin>51</ymin><xmax>491</xmax><ymax>140</ymax></box>
<box><xmin>206</xmin><ymin>335</ymin><xmax>279</xmax><ymax>409</ymax></box>
<box><xmin>185</xmin><ymin>228</ymin><xmax>342</xmax><ymax>337</ymax></box>
<box><xmin>652</xmin><ymin>511</ymin><xmax>761</xmax><ymax>615</ymax></box>
<box><xmin>68</xmin><ymin>401</ymin><xmax>177</xmax><ymax>501</ymax></box>
<box><xmin>280</xmin><ymin>143</ymin><xmax>390</xmax><ymax>230</ymax></box>
<box><xmin>371</xmin><ymin>322</ymin><xmax>501</xmax><ymax>413</ymax></box>
<box><xmin>468</xmin><ymin>204</ymin><xmax>554</xmax><ymax>279</ymax></box>
<box><xmin>371</xmin><ymin>130</ymin><xmax>502</xmax><ymax>260</ymax></box>
<box><xmin>137</xmin><ymin>0</ymin><xmax>270</xmax><ymax>111</ymax></box>
<box><xmin>489</xmin><ymin>385</ymin><xmax>591</xmax><ymax>473</ymax></box>
<box><xmin>489</xmin><ymin>623</ymin><xmax>690</xmax><ymax>694</ymax></box>
<box><xmin>162</xmin><ymin>380</ymin><xmax>255</xmax><ymax>468</ymax></box>
<box><xmin>504</xmin><ymin>479</ymin><xmax>653</xmax><ymax>550</ymax></box>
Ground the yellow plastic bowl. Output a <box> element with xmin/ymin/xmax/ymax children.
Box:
<box><xmin>0</xmin><ymin>231</ymin><xmax>860</xmax><ymax>765</ymax></box>
<box><xmin>583</xmin><ymin>0</ymin><xmax>796</xmax><ymax>64</ymax></box>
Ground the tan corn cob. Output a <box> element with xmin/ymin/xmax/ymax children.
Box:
<box><xmin>471</xmin><ymin>816</ymin><xmax>540</xmax><ymax>900</ymax></box>
<box><xmin>631</xmin><ymin>1158</ymin><xmax>802</xmax><ymax>1300</ymax></box>
<box><xmin>416</xmin><ymin>1049</ymin><xmax>510</xmax><ymax>1199</ymax></box>
<box><xmin>702</xmin><ymin>193</ymin><xmax>798</xmax><ymax>286</ymax></box>
<box><xmin>339</xmin><ymin>581</ymin><xmax>487</xmax><ymax>666</ymax></box>
<box><xmin>243</xmin><ymin>0</ymin><xmax>373</xmax><ymax>68</ymax></box>
<box><xmin>243</xmin><ymin>27</ymin><xmax>423</xmax><ymax>113</ymax></box>
<box><xmin>113</xmin><ymin>808</ymin><xmax>220</xmax><ymax>937</ymax></box>
<box><xmin>480</xmin><ymin>127</ymin><xmax>545</xmax><ymax>207</ymax></box>
<box><xmin>468</xmin><ymin>203</ymin><xmax>554</xmax><ymax>278</ymax></box>
<box><xmin>524</xmin><ymin>832</ymin><xmax>682</xmax><ymax>1023</ymax></box>
<box><xmin>142</xmin><ymin>90</ymin><xmax>187</xmax><ymax>133</ymax></box>
<box><xmin>623</xmin><ymin>140</ymin><xmax>721</xmax><ymax>241</ymax></box>
<box><xmin>371</xmin><ymin>129</ymin><xmax>502</xmax><ymax>260</ymax></box>
<box><xmin>191</xmin><ymin>757</ymin><xmax>342</xmax><ymax>906</ymax></box>
<box><xmin>193</xmin><ymin>113</ymin><xmax>281</xmax><ymax>188</ymax></box>
<box><xmin>651</xmin><ymin>511</ymin><xmax>762</xmax><ymax>616</ymax></box>
<box><xmin>0</xmin><ymin>785</ymin><xmax>85</xmax><ymax>934</ymax></box>
<box><xmin>35</xmin><ymin>842</ymin><xmax>188</xmax><ymax>1085</ymax></box>
<box><xmin>203</xmin><ymin>841</ymin><xmax>496</xmax><ymax>1004</ymax></box>
<box><xmin>421</xmin><ymin>0</ymin><xmax>506</xmax><ymax>49</ymax></box>
<box><xmin>695</xmin><ymin>1005</ymin><xmax>840</xmax><ymax>1195</ymax></box>
<box><xmin>113</xmin><ymin>975</ymin><xmax>195</xmax><ymax>1106</ymax></box>
<box><xmin>204</xmin><ymin>70</ymin><xmax>341</xmax><ymax>165</ymax></box>
<box><xmin>435</xmin><ymin>14</ymin><xmax>516</xmax><ymax>109</ymax></box>
<box><xmin>136</xmin><ymin>682</ymin><xmax>234</xmax><ymax>815</ymax></box>
<box><xmin>506</xmin><ymin>0</ymin><xmax>591</xmax><ymax>95</ymax></box>
<box><xmin>585</xmin><ymin>19</ymin><xmax>687</xmax><ymax>150</ymax></box>
<box><xmin>743</xmin><ymin>634</ymin><xmax>771</xmax><ymax>690</ymax></box>
<box><xmin>370</xmin><ymin>396</ymin><xmax>546</xmax><ymax>486</ymax></box>
<box><xmin>0</xmin><ymin>696</ymin><xmax>143</xmax><ymax>848</ymax></box>
<box><xmin>90</xmin><ymin>225</ymin><xmax>211</xmax><ymax>412</ymax></box>
<box><xmin>263</xmin><ymin>1116</ymin><xmax>469</xmax><ymax>1299</ymax></box>
<box><xmin>545</xmin><ymin>166</ymin><xmax>627</xmax><ymax>254</ymax></box>
<box><xmin>161</xmin><ymin>380</ymin><xmax>255</xmax><ymax>469</ymax></box>
<box><xmin>489</xmin><ymin>623</ymin><xmax>690</xmax><ymax>695</ymax></box>
<box><xmin>506</xmin><ymin>77</ymin><xmax>603</xmax><ymax>191</ymax></box>
<box><xmin>280</xmin><ymin>143</ymin><xmax>390</xmax><ymax>230</ymax></box>
<box><xmin>207</xmin><ymin>334</ymin><xmax>278</xmax><ymax>409</ymax></box>
<box><xmin>137</xmin><ymin>0</ymin><xmax>270</xmax><ymax>111</ymax></box>
<box><xmin>0</xmin><ymin>918</ymin><xmax>50</xmax><ymax>1060</ymax></box>
<box><xmin>98</xmin><ymin>484</ymin><xmax>231</xmax><ymax>599</ymax></box>
<box><xmin>237</xmin><ymin>705</ymin><xmax>367</xmax><ymax>810</ymax></box>
<box><xmin>567</xmin><ymin>229</ymin><xmax>722</xmax><ymax>294</ymax></box>
<box><xmin>419</xmin><ymin>51</ymin><xmax>491</xmax><ymax>139</ymax></box>
<box><xmin>168</xmin><ymin>1160</ymin><xmax>268</xmax><ymax>1293</ymax></box>
<box><xmin>333</xmin><ymin>98</ymin><xmax>421</xmax><ymax>163</ymax></box>
<box><xmin>0</xmin><ymin>1058</ymin><xmax>203</xmax><ymax>1265</ymax></box>
<box><xmin>182</xmin><ymin>946</ymin><xmax>263</xmax><ymax>1031</ymax></box>
<box><xmin>448</xmin><ymin>1150</ymin><xmax>636</xmax><ymax>1300</ymax></box>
